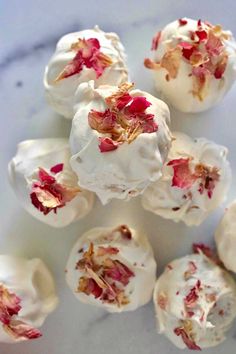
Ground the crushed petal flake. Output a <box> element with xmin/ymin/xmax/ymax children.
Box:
<box><xmin>30</xmin><ymin>167</ymin><xmax>80</xmax><ymax>215</ymax></box>
<box><xmin>88</xmin><ymin>83</ymin><xmax>158</xmax><ymax>152</ymax></box>
<box><xmin>0</xmin><ymin>285</ymin><xmax>41</xmax><ymax>340</ymax></box>
<box><xmin>55</xmin><ymin>38</ymin><xmax>113</xmax><ymax>82</ymax></box>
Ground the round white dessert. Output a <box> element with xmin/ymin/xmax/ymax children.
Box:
<box><xmin>142</xmin><ymin>132</ymin><xmax>231</xmax><ymax>226</ymax></box>
<box><xmin>215</xmin><ymin>200</ymin><xmax>236</xmax><ymax>273</ymax></box>
<box><xmin>0</xmin><ymin>255</ymin><xmax>58</xmax><ymax>343</ymax></box>
<box><xmin>8</xmin><ymin>138</ymin><xmax>94</xmax><ymax>228</ymax></box>
<box><xmin>70</xmin><ymin>81</ymin><xmax>172</xmax><ymax>204</ymax></box>
<box><xmin>153</xmin><ymin>253</ymin><xmax>236</xmax><ymax>350</ymax></box>
<box><xmin>66</xmin><ymin>225</ymin><xmax>156</xmax><ymax>312</ymax></box>
<box><xmin>44</xmin><ymin>26</ymin><xmax>128</xmax><ymax>118</ymax></box>
<box><xmin>145</xmin><ymin>18</ymin><xmax>236</xmax><ymax>112</ymax></box>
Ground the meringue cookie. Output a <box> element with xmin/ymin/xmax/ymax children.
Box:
<box><xmin>44</xmin><ymin>26</ymin><xmax>128</xmax><ymax>118</ymax></box>
<box><xmin>66</xmin><ymin>225</ymin><xmax>156</xmax><ymax>312</ymax></box>
<box><xmin>142</xmin><ymin>132</ymin><xmax>231</xmax><ymax>226</ymax></box>
<box><xmin>70</xmin><ymin>81</ymin><xmax>172</xmax><ymax>204</ymax></box>
<box><xmin>215</xmin><ymin>200</ymin><xmax>236</xmax><ymax>273</ymax></box>
<box><xmin>144</xmin><ymin>18</ymin><xmax>236</xmax><ymax>112</ymax></box>
<box><xmin>154</xmin><ymin>253</ymin><xmax>236</xmax><ymax>350</ymax></box>
<box><xmin>8</xmin><ymin>138</ymin><xmax>94</xmax><ymax>228</ymax></box>
<box><xmin>0</xmin><ymin>255</ymin><xmax>58</xmax><ymax>343</ymax></box>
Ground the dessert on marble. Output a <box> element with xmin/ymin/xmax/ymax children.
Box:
<box><xmin>70</xmin><ymin>81</ymin><xmax>172</xmax><ymax>204</ymax></box>
<box><xmin>44</xmin><ymin>26</ymin><xmax>128</xmax><ymax>118</ymax></box>
<box><xmin>215</xmin><ymin>200</ymin><xmax>236</xmax><ymax>273</ymax></box>
<box><xmin>144</xmin><ymin>18</ymin><xmax>236</xmax><ymax>112</ymax></box>
<box><xmin>0</xmin><ymin>255</ymin><xmax>58</xmax><ymax>343</ymax></box>
<box><xmin>153</xmin><ymin>251</ymin><xmax>236</xmax><ymax>350</ymax></box>
<box><xmin>142</xmin><ymin>132</ymin><xmax>231</xmax><ymax>226</ymax></box>
<box><xmin>8</xmin><ymin>138</ymin><xmax>94</xmax><ymax>228</ymax></box>
<box><xmin>66</xmin><ymin>225</ymin><xmax>156</xmax><ymax>312</ymax></box>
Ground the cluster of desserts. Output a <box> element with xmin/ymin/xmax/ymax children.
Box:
<box><xmin>4</xmin><ymin>18</ymin><xmax>236</xmax><ymax>350</ymax></box>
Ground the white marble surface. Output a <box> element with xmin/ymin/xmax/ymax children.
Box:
<box><xmin>1</xmin><ymin>0</ymin><xmax>236</xmax><ymax>353</ymax></box>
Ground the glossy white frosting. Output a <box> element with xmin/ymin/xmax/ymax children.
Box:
<box><xmin>215</xmin><ymin>200</ymin><xmax>236</xmax><ymax>273</ymax></box>
<box><xmin>70</xmin><ymin>81</ymin><xmax>172</xmax><ymax>204</ymax></box>
<box><xmin>142</xmin><ymin>132</ymin><xmax>231</xmax><ymax>226</ymax></box>
<box><xmin>154</xmin><ymin>253</ymin><xmax>236</xmax><ymax>349</ymax></box>
<box><xmin>8</xmin><ymin>138</ymin><xmax>94</xmax><ymax>227</ymax></box>
<box><xmin>0</xmin><ymin>255</ymin><xmax>58</xmax><ymax>343</ymax></box>
<box><xmin>66</xmin><ymin>226</ymin><xmax>157</xmax><ymax>312</ymax></box>
<box><xmin>44</xmin><ymin>26</ymin><xmax>128</xmax><ymax>118</ymax></box>
<box><xmin>148</xmin><ymin>18</ymin><xmax>236</xmax><ymax>112</ymax></box>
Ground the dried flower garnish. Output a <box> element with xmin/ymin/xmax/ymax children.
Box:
<box><xmin>151</xmin><ymin>31</ymin><xmax>162</xmax><ymax>50</ymax></box>
<box><xmin>184</xmin><ymin>261</ymin><xmax>197</xmax><ymax>280</ymax></box>
<box><xmin>88</xmin><ymin>83</ymin><xmax>158</xmax><ymax>152</ymax></box>
<box><xmin>77</xmin><ymin>239</ymin><xmax>134</xmax><ymax>306</ymax></box>
<box><xmin>157</xmin><ymin>292</ymin><xmax>168</xmax><ymax>310</ymax></box>
<box><xmin>30</xmin><ymin>166</ymin><xmax>80</xmax><ymax>215</ymax></box>
<box><xmin>0</xmin><ymin>285</ymin><xmax>41</xmax><ymax>340</ymax></box>
<box><xmin>145</xmin><ymin>19</ymin><xmax>229</xmax><ymax>101</ymax></box>
<box><xmin>55</xmin><ymin>38</ymin><xmax>113</xmax><ymax>82</ymax></box>
<box><xmin>179</xmin><ymin>19</ymin><xmax>188</xmax><ymax>26</ymax></box>
<box><xmin>192</xmin><ymin>243</ymin><xmax>222</xmax><ymax>265</ymax></box>
<box><xmin>174</xmin><ymin>323</ymin><xmax>201</xmax><ymax>350</ymax></box>
<box><xmin>168</xmin><ymin>158</ymin><xmax>220</xmax><ymax>198</ymax></box>
<box><xmin>184</xmin><ymin>280</ymin><xmax>201</xmax><ymax>307</ymax></box>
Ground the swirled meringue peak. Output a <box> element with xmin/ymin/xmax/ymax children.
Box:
<box><xmin>144</xmin><ymin>18</ymin><xmax>236</xmax><ymax>112</ymax></box>
<box><xmin>66</xmin><ymin>225</ymin><xmax>156</xmax><ymax>313</ymax></box>
<box><xmin>215</xmin><ymin>200</ymin><xmax>236</xmax><ymax>273</ymax></box>
<box><xmin>153</xmin><ymin>252</ymin><xmax>236</xmax><ymax>350</ymax></box>
<box><xmin>8</xmin><ymin>138</ymin><xmax>94</xmax><ymax>228</ymax></box>
<box><xmin>44</xmin><ymin>26</ymin><xmax>128</xmax><ymax>118</ymax></box>
<box><xmin>70</xmin><ymin>81</ymin><xmax>172</xmax><ymax>204</ymax></box>
<box><xmin>142</xmin><ymin>132</ymin><xmax>231</xmax><ymax>226</ymax></box>
<box><xmin>0</xmin><ymin>255</ymin><xmax>58</xmax><ymax>343</ymax></box>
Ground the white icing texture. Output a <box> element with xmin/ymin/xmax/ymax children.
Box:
<box><xmin>70</xmin><ymin>81</ymin><xmax>172</xmax><ymax>204</ymax></box>
<box><xmin>0</xmin><ymin>255</ymin><xmax>58</xmax><ymax>343</ymax></box>
<box><xmin>44</xmin><ymin>26</ymin><xmax>128</xmax><ymax>118</ymax></box>
<box><xmin>8</xmin><ymin>138</ymin><xmax>94</xmax><ymax>227</ymax></box>
<box><xmin>142</xmin><ymin>132</ymin><xmax>231</xmax><ymax>226</ymax></box>
<box><xmin>154</xmin><ymin>253</ymin><xmax>236</xmax><ymax>349</ymax></box>
<box><xmin>66</xmin><ymin>225</ymin><xmax>156</xmax><ymax>312</ymax></box>
<box><xmin>146</xmin><ymin>18</ymin><xmax>236</xmax><ymax>112</ymax></box>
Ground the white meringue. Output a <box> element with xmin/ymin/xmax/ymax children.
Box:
<box><xmin>0</xmin><ymin>255</ymin><xmax>58</xmax><ymax>343</ymax></box>
<box><xmin>8</xmin><ymin>138</ymin><xmax>94</xmax><ymax>228</ymax></box>
<box><xmin>215</xmin><ymin>200</ymin><xmax>236</xmax><ymax>273</ymax></box>
<box><xmin>153</xmin><ymin>253</ymin><xmax>236</xmax><ymax>350</ymax></box>
<box><xmin>70</xmin><ymin>81</ymin><xmax>172</xmax><ymax>204</ymax></box>
<box><xmin>145</xmin><ymin>18</ymin><xmax>236</xmax><ymax>112</ymax></box>
<box><xmin>66</xmin><ymin>225</ymin><xmax>156</xmax><ymax>312</ymax></box>
<box><xmin>142</xmin><ymin>132</ymin><xmax>231</xmax><ymax>226</ymax></box>
<box><xmin>44</xmin><ymin>26</ymin><xmax>128</xmax><ymax>118</ymax></box>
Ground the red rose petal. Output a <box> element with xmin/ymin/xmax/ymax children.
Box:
<box><xmin>98</xmin><ymin>137</ymin><xmax>119</xmax><ymax>153</ymax></box>
<box><xmin>151</xmin><ymin>31</ymin><xmax>161</xmax><ymax>51</ymax></box>
<box><xmin>50</xmin><ymin>163</ymin><xmax>64</xmax><ymax>174</ymax></box>
<box><xmin>167</xmin><ymin>158</ymin><xmax>197</xmax><ymax>189</ymax></box>
<box><xmin>174</xmin><ymin>327</ymin><xmax>201</xmax><ymax>350</ymax></box>
<box><xmin>178</xmin><ymin>19</ymin><xmax>188</xmax><ymax>26</ymax></box>
<box><xmin>179</xmin><ymin>42</ymin><xmax>195</xmax><ymax>61</ymax></box>
<box><xmin>116</xmin><ymin>92</ymin><xmax>132</xmax><ymax>110</ymax></box>
<box><xmin>195</xmin><ymin>30</ymin><xmax>208</xmax><ymax>42</ymax></box>
<box><xmin>4</xmin><ymin>321</ymin><xmax>42</xmax><ymax>340</ymax></box>
<box><xmin>127</xmin><ymin>96</ymin><xmax>152</xmax><ymax>114</ymax></box>
<box><xmin>184</xmin><ymin>280</ymin><xmax>201</xmax><ymax>307</ymax></box>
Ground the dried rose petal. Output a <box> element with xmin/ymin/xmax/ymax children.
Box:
<box><xmin>168</xmin><ymin>158</ymin><xmax>197</xmax><ymax>189</ymax></box>
<box><xmin>55</xmin><ymin>38</ymin><xmax>112</xmax><ymax>81</ymax></box>
<box><xmin>195</xmin><ymin>30</ymin><xmax>208</xmax><ymax>42</ymax></box>
<box><xmin>151</xmin><ymin>31</ymin><xmax>162</xmax><ymax>50</ymax></box>
<box><xmin>78</xmin><ymin>277</ymin><xmax>103</xmax><ymax>298</ymax></box>
<box><xmin>30</xmin><ymin>167</ymin><xmax>79</xmax><ymax>215</ymax></box>
<box><xmin>194</xmin><ymin>164</ymin><xmax>220</xmax><ymax>198</ymax></box>
<box><xmin>206</xmin><ymin>30</ymin><xmax>224</xmax><ymax>56</ymax></box>
<box><xmin>98</xmin><ymin>137</ymin><xmax>119</xmax><ymax>153</ymax></box>
<box><xmin>184</xmin><ymin>261</ymin><xmax>197</xmax><ymax>280</ymax></box>
<box><xmin>214</xmin><ymin>54</ymin><xmax>228</xmax><ymax>79</ymax></box>
<box><xmin>184</xmin><ymin>280</ymin><xmax>201</xmax><ymax>307</ymax></box>
<box><xmin>50</xmin><ymin>163</ymin><xmax>64</xmax><ymax>174</ymax></box>
<box><xmin>179</xmin><ymin>19</ymin><xmax>188</xmax><ymax>26</ymax></box>
<box><xmin>160</xmin><ymin>46</ymin><xmax>182</xmax><ymax>79</ymax></box>
<box><xmin>179</xmin><ymin>42</ymin><xmax>195</xmax><ymax>61</ymax></box>
<box><xmin>88</xmin><ymin>109</ymin><xmax>118</xmax><ymax>134</ymax></box>
<box><xmin>174</xmin><ymin>327</ymin><xmax>201</xmax><ymax>350</ymax></box>
<box><xmin>103</xmin><ymin>259</ymin><xmax>134</xmax><ymax>286</ymax></box>
<box><xmin>144</xmin><ymin>58</ymin><xmax>161</xmax><ymax>70</ymax></box>
<box><xmin>4</xmin><ymin>321</ymin><xmax>42</xmax><ymax>340</ymax></box>
<box><xmin>0</xmin><ymin>285</ymin><xmax>21</xmax><ymax>325</ymax></box>
<box><xmin>127</xmin><ymin>96</ymin><xmax>152</xmax><ymax>114</ymax></box>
